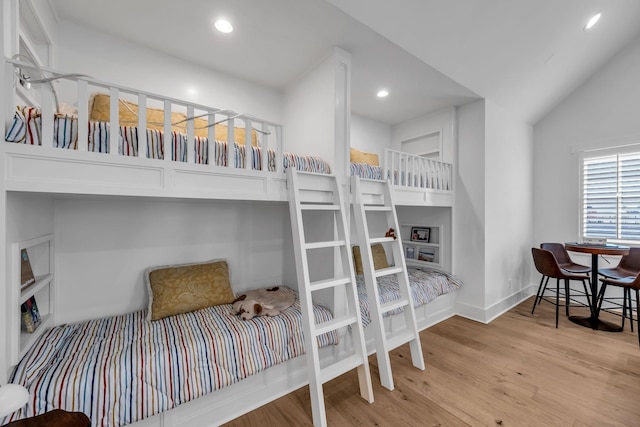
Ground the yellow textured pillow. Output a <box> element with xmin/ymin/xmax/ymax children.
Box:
<box><xmin>146</xmin><ymin>259</ymin><xmax>235</xmax><ymax>321</ymax></box>
<box><xmin>352</xmin><ymin>244</ymin><xmax>389</xmax><ymax>275</ymax></box>
<box><xmin>350</xmin><ymin>148</ymin><xmax>380</xmax><ymax>166</ymax></box>
<box><xmin>88</xmin><ymin>93</ymin><xmax>258</xmax><ymax>145</ymax></box>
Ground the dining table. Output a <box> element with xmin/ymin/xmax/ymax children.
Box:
<box><xmin>564</xmin><ymin>242</ymin><xmax>630</xmax><ymax>331</ymax></box>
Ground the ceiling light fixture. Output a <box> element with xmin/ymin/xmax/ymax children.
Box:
<box><xmin>215</xmin><ymin>19</ymin><xmax>233</xmax><ymax>34</ymax></box>
<box><xmin>584</xmin><ymin>13</ymin><xmax>601</xmax><ymax>30</ymax></box>
<box><xmin>377</xmin><ymin>90</ymin><xmax>389</xmax><ymax>98</ymax></box>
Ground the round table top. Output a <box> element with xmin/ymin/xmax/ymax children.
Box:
<box><xmin>565</xmin><ymin>242</ymin><xmax>630</xmax><ymax>256</ymax></box>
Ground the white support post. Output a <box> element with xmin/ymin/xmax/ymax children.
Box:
<box><xmin>207</xmin><ymin>112</ymin><xmax>215</xmax><ymax>166</ymax></box>
<box><xmin>137</xmin><ymin>94</ymin><xmax>147</xmax><ymax>158</ymax></box>
<box><xmin>227</xmin><ymin>117</ymin><xmax>235</xmax><ymax>168</ymax></box>
<box><xmin>262</xmin><ymin>122</ymin><xmax>269</xmax><ymax>172</ymax></box>
<box><xmin>244</xmin><ymin>118</ymin><xmax>251</xmax><ymax>170</ymax></box>
<box><xmin>163</xmin><ymin>100</ymin><xmax>172</xmax><ymax>162</ymax></box>
<box><xmin>276</xmin><ymin>125</ymin><xmax>283</xmax><ymax>174</ymax></box>
<box><xmin>186</xmin><ymin>105</ymin><xmax>194</xmax><ymax>164</ymax></box>
<box><xmin>76</xmin><ymin>80</ymin><xmax>88</xmax><ymax>151</ymax></box>
<box><xmin>41</xmin><ymin>87</ymin><xmax>54</xmax><ymax>149</ymax></box>
<box><xmin>109</xmin><ymin>87</ymin><xmax>119</xmax><ymax>156</ymax></box>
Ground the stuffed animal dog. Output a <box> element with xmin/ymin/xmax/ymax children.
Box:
<box><xmin>232</xmin><ymin>286</ymin><xmax>295</xmax><ymax>320</ymax></box>
<box><xmin>385</xmin><ymin>227</ymin><xmax>397</xmax><ymax>240</ymax></box>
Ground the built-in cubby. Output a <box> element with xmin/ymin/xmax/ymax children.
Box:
<box><xmin>9</xmin><ymin>233</ymin><xmax>55</xmax><ymax>365</ymax></box>
<box><xmin>400</xmin><ymin>224</ymin><xmax>443</xmax><ymax>268</ymax></box>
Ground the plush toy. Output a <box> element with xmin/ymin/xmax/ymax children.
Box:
<box><xmin>231</xmin><ymin>286</ymin><xmax>296</xmax><ymax>320</ymax></box>
<box><xmin>385</xmin><ymin>227</ymin><xmax>397</xmax><ymax>240</ymax></box>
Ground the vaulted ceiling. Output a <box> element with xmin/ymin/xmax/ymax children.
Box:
<box><xmin>49</xmin><ymin>0</ymin><xmax>640</xmax><ymax>125</ymax></box>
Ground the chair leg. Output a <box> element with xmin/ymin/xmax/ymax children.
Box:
<box><xmin>556</xmin><ymin>278</ymin><xmax>560</xmax><ymax>328</ymax></box>
<box><xmin>532</xmin><ymin>276</ymin><xmax>549</xmax><ymax>315</ymax></box>
<box><xmin>565</xmin><ymin>279</ymin><xmax>571</xmax><ymax>316</ymax></box>
<box><xmin>596</xmin><ymin>282</ymin><xmax>608</xmax><ymax>316</ymax></box>
<box><xmin>622</xmin><ymin>288</ymin><xmax>628</xmax><ymax>331</ymax></box>
<box><xmin>636</xmin><ymin>289</ymin><xmax>640</xmax><ymax>348</ymax></box>
<box><xmin>628</xmin><ymin>288</ymin><xmax>634</xmax><ymax>333</ymax></box>
<box><xmin>583</xmin><ymin>279</ymin><xmax>592</xmax><ymax>311</ymax></box>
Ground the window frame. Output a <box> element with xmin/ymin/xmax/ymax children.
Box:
<box><xmin>580</xmin><ymin>143</ymin><xmax>640</xmax><ymax>244</ymax></box>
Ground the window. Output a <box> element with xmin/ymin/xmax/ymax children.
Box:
<box><xmin>582</xmin><ymin>151</ymin><xmax>640</xmax><ymax>242</ymax></box>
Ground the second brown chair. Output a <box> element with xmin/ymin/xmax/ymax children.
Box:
<box><xmin>531</xmin><ymin>247</ymin><xmax>592</xmax><ymax>328</ymax></box>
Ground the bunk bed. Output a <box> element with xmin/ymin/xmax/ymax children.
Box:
<box><xmin>4</xmin><ymin>287</ymin><xmax>338</xmax><ymax>427</ymax></box>
<box><xmin>2</xmin><ymin>59</ymin><xmax>330</xmax><ymax>202</ymax></box>
<box><xmin>349</xmin><ymin>147</ymin><xmax>454</xmax><ymax>206</ymax></box>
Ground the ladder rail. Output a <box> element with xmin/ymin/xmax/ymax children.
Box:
<box><xmin>350</xmin><ymin>175</ymin><xmax>425</xmax><ymax>391</ymax></box>
<box><xmin>287</xmin><ymin>169</ymin><xmax>374</xmax><ymax>427</ymax></box>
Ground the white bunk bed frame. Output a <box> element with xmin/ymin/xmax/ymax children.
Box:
<box><xmin>1</xmin><ymin>61</ymin><xmax>457</xmax><ymax>427</ymax></box>
<box><xmin>3</xmin><ymin>59</ymin><xmax>288</xmax><ymax>202</ymax></box>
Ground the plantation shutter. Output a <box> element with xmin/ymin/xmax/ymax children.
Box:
<box><xmin>583</xmin><ymin>152</ymin><xmax>640</xmax><ymax>241</ymax></box>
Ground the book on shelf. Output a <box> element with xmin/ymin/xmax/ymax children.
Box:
<box><xmin>21</xmin><ymin>296</ymin><xmax>41</xmax><ymax>333</ymax></box>
<box><xmin>20</xmin><ymin>248</ymin><xmax>36</xmax><ymax>290</ymax></box>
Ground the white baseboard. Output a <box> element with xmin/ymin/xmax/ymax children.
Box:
<box><xmin>455</xmin><ymin>285</ymin><xmax>536</xmax><ymax>324</ymax></box>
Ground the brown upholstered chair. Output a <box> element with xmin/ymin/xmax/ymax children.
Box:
<box><xmin>540</xmin><ymin>243</ymin><xmax>591</xmax><ymax>274</ymax></box>
<box><xmin>599</xmin><ymin>247</ymin><xmax>640</xmax><ymax>280</ymax></box>
<box><xmin>597</xmin><ymin>274</ymin><xmax>640</xmax><ymax>347</ymax></box>
<box><xmin>531</xmin><ymin>248</ymin><xmax>592</xmax><ymax>328</ymax></box>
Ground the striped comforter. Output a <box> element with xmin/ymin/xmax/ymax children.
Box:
<box><xmin>356</xmin><ymin>268</ymin><xmax>463</xmax><ymax>327</ymax></box>
<box><xmin>6</xmin><ymin>298</ymin><xmax>337</xmax><ymax>427</ymax></box>
<box><xmin>350</xmin><ymin>162</ymin><xmax>384</xmax><ymax>180</ymax></box>
<box><xmin>4</xmin><ymin>106</ymin><xmax>331</xmax><ymax>174</ymax></box>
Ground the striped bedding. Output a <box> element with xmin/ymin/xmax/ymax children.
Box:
<box><xmin>350</xmin><ymin>162</ymin><xmax>384</xmax><ymax>180</ymax></box>
<box><xmin>5</xmin><ymin>295</ymin><xmax>337</xmax><ymax>427</ymax></box>
<box><xmin>356</xmin><ymin>267</ymin><xmax>463</xmax><ymax>327</ymax></box>
<box><xmin>4</xmin><ymin>106</ymin><xmax>331</xmax><ymax>174</ymax></box>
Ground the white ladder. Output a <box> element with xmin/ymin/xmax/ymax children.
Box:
<box><xmin>287</xmin><ymin>169</ymin><xmax>374</xmax><ymax>427</ymax></box>
<box><xmin>350</xmin><ymin>175</ymin><xmax>425</xmax><ymax>391</ymax></box>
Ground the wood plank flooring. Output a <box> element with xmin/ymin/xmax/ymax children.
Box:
<box><xmin>224</xmin><ymin>297</ymin><xmax>640</xmax><ymax>426</ymax></box>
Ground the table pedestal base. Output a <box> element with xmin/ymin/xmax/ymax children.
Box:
<box><xmin>569</xmin><ymin>315</ymin><xmax>623</xmax><ymax>332</ymax></box>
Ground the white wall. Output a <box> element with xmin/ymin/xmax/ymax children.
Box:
<box><xmin>282</xmin><ymin>50</ymin><xmax>338</xmax><ymax>168</ymax></box>
<box><xmin>55</xmin><ymin>21</ymin><xmax>282</xmax><ymax>123</ymax></box>
<box><xmin>392</xmin><ymin>108</ymin><xmax>455</xmax><ymax>163</ymax></box>
<box><xmin>54</xmin><ymin>197</ymin><xmax>289</xmax><ymax>324</ymax></box>
<box><xmin>534</xmin><ymin>33</ymin><xmax>640</xmax><ymax>252</ymax></box>
<box><xmin>484</xmin><ymin>100</ymin><xmax>533</xmax><ymax>310</ymax></box>
<box><xmin>454</xmin><ymin>100</ymin><xmax>486</xmax><ymax>312</ymax></box>
<box><xmin>350</xmin><ymin>114</ymin><xmax>391</xmax><ymax>158</ymax></box>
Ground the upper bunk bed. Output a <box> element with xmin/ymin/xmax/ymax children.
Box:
<box><xmin>349</xmin><ymin>147</ymin><xmax>454</xmax><ymax>207</ymax></box>
<box><xmin>2</xmin><ymin>58</ymin><xmax>330</xmax><ymax>202</ymax></box>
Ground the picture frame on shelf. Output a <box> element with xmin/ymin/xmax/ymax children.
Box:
<box><xmin>410</xmin><ymin>227</ymin><xmax>430</xmax><ymax>242</ymax></box>
<box><xmin>418</xmin><ymin>248</ymin><xmax>435</xmax><ymax>262</ymax></box>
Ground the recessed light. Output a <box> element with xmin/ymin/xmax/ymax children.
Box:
<box><xmin>377</xmin><ymin>90</ymin><xmax>389</xmax><ymax>98</ymax></box>
<box><xmin>215</xmin><ymin>19</ymin><xmax>233</xmax><ymax>34</ymax></box>
<box><xmin>584</xmin><ymin>13</ymin><xmax>601</xmax><ymax>30</ymax></box>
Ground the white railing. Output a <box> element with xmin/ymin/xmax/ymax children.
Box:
<box><xmin>4</xmin><ymin>58</ymin><xmax>283</xmax><ymax>173</ymax></box>
<box><xmin>384</xmin><ymin>148</ymin><xmax>452</xmax><ymax>192</ymax></box>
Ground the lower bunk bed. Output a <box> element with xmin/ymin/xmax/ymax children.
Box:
<box><xmin>2</xmin><ymin>287</ymin><xmax>338</xmax><ymax>427</ymax></box>
<box><xmin>351</xmin><ymin>243</ymin><xmax>462</xmax><ymax>348</ymax></box>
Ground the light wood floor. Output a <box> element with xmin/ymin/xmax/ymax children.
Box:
<box><xmin>224</xmin><ymin>297</ymin><xmax>640</xmax><ymax>426</ymax></box>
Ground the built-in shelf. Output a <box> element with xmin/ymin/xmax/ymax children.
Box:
<box><xmin>400</xmin><ymin>224</ymin><xmax>442</xmax><ymax>268</ymax></box>
<box><xmin>10</xmin><ymin>234</ymin><xmax>55</xmax><ymax>365</ymax></box>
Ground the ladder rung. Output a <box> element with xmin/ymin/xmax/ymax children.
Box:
<box><xmin>310</xmin><ymin>276</ymin><xmax>351</xmax><ymax>291</ymax></box>
<box><xmin>385</xmin><ymin>330</ymin><xmax>417</xmax><ymax>351</ymax></box>
<box><xmin>374</xmin><ymin>266</ymin><xmax>403</xmax><ymax>278</ymax></box>
<box><xmin>320</xmin><ymin>353</ymin><xmax>365</xmax><ymax>383</ymax></box>
<box><xmin>380</xmin><ymin>298</ymin><xmax>410</xmax><ymax>314</ymax></box>
<box><xmin>369</xmin><ymin>236</ymin><xmax>396</xmax><ymax>244</ymax></box>
<box><xmin>363</xmin><ymin>205</ymin><xmax>392</xmax><ymax>212</ymax></box>
<box><xmin>315</xmin><ymin>314</ymin><xmax>358</xmax><ymax>336</ymax></box>
<box><xmin>300</xmin><ymin>203</ymin><xmax>340</xmax><ymax>211</ymax></box>
<box><xmin>305</xmin><ymin>240</ymin><xmax>346</xmax><ymax>250</ymax></box>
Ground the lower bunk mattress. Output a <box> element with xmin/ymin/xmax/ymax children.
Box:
<box><xmin>356</xmin><ymin>267</ymin><xmax>463</xmax><ymax>327</ymax></box>
<box><xmin>4</xmin><ymin>294</ymin><xmax>337</xmax><ymax>427</ymax></box>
